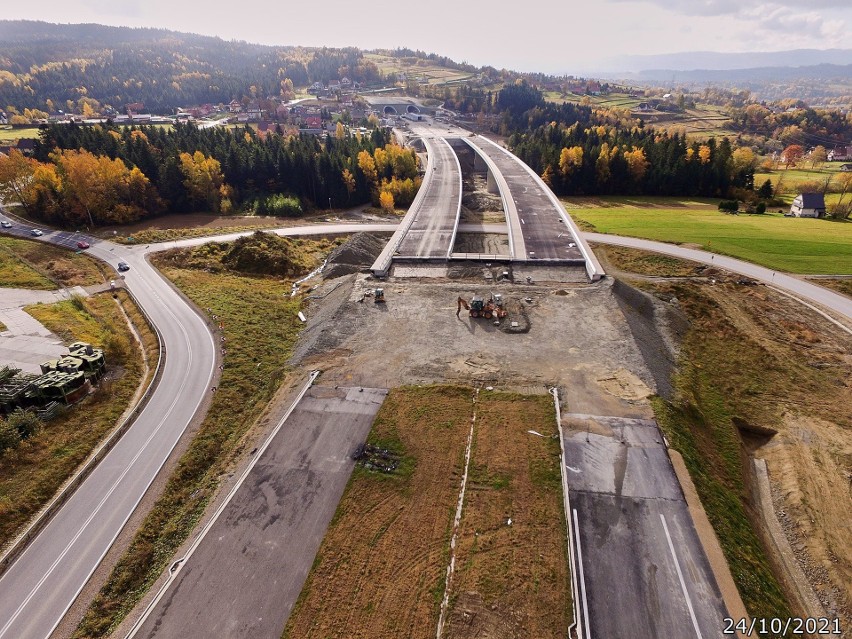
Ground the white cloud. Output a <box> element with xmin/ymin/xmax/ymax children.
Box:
<box><xmin>623</xmin><ymin>0</ymin><xmax>851</xmax><ymax>15</ymax></box>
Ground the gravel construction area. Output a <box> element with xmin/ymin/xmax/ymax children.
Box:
<box><xmin>292</xmin><ymin>270</ymin><xmax>658</xmax><ymax>420</ymax></box>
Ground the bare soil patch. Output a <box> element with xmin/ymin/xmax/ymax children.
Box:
<box><xmin>453</xmin><ymin>233</ymin><xmax>509</xmax><ymax>255</ymax></box>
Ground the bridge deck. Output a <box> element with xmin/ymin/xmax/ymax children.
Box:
<box><xmin>395</xmin><ymin>137</ymin><xmax>462</xmax><ymax>259</ymax></box>
<box><xmin>464</xmin><ymin>137</ymin><xmax>583</xmax><ymax>262</ymax></box>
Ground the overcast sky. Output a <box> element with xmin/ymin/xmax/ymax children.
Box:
<box><xmin>5</xmin><ymin>0</ymin><xmax>850</xmax><ymax>73</ymax></box>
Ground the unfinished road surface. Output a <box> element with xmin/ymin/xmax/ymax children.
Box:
<box><xmin>395</xmin><ymin>136</ymin><xmax>462</xmax><ymax>259</ymax></box>
<box><xmin>563</xmin><ymin>414</ymin><xmax>730</xmax><ymax>638</ymax></box>
<box><xmin>133</xmin><ymin>385</ymin><xmax>387</xmax><ymax>639</ymax></box>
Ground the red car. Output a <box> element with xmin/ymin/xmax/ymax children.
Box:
<box><xmin>76</xmin><ymin>241</ymin><xmax>90</xmax><ymax>249</ymax></box>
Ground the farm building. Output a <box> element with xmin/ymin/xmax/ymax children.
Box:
<box><xmin>789</xmin><ymin>193</ymin><xmax>826</xmax><ymax>218</ymax></box>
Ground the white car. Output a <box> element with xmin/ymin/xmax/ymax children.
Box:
<box><xmin>0</xmin><ymin>221</ymin><xmax>11</xmax><ymax>228</ymax></box>
<box><xmin>30</xmin><ymin>229</ymin><xmax>43</xmax><ymax>237</ymax></box>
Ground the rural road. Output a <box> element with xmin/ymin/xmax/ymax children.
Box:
<box><xmin>584</xmin><ymin>232</ymin><xmax>852</xmax><ymax>324</ymax></box>
<box><xmin>0</xmin><ymin>212</ymin><xmax>217</xmax><ymax>639</ymax></box>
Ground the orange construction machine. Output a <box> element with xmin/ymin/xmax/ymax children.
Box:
<box><xmin>457</xmin><ymin>294</ymin><xmax>507</xmax><ymax>320</ymax></box>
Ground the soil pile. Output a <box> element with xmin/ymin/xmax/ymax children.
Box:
<box><xmin>323</xmin><ymin>232</ymin><xmax>388</xmax><ymax>279</ymax></box>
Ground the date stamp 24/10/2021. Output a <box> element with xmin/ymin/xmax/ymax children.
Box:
<box><xmin>724</xmin><ymin>617</ymin><xmax>843</xmax><ymax>636</ymax></box>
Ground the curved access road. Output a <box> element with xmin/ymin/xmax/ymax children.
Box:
<box><xmin>584</xmin><ymin>232</ymin><xmax>852</xmax><ymax>324</ymax></box>
<box><xmin>0</xmin><ymin>217</ymin><xmax>398</xmax><ymax>639</ymax></box>
<box><xmin>0</xmin><ymin>217</ymin><xmax>218</xmax><ymax>639</ymax></box>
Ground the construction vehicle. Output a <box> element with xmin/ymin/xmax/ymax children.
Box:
<box><xmin>374</xmin><ymin>288</ymin><xmax>386</xmax><ymax>303</ymax></box>
<box><xmin>457</xmin><ymin>293</ymin><xmax>507</xmax><ymax>320</ymax></box>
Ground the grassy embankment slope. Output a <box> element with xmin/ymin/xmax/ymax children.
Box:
<box><xmin>602</xmin><ymin>248</ymin><xmax>852</xmax><ymax>629</ymax></box>
<box><xmin>0</xmin><ymin>236</ymin><xmax>105</xmax><ymax>289</ymax></box>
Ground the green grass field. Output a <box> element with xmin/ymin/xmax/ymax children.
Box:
<box><xmin>0</xmin><ymin>126</ymin><xmax>40</xmax><ymax>142</ymax></box>
<box><xmin>565</xmin><ymin>197</ymin><xmax>852</xmax><ymax>274</ymax></box>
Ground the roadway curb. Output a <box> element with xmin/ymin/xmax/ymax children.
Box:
<box><xmin>0</xmin><ymin>286</ymin><xmax>165</xmax><ymax>578</ymax></box>
<box><xmin>752</xmin><ymin>458</ymin><xmax>826</xmax><ymax>621</ymax></box>
<box><xmin>668</xmin><ymin>449</ymin><xmax>750</xmax><ymax>639</ymax></box>
<box><xmin>551</xmin><ymin>387</ymin><xmax>584</xmax><ymax>639</ymax></box>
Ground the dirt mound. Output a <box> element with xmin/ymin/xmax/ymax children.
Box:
<box><xmin>323</xmin><ymin>232</ymin><xmax>388</xmax><ymax>279</ymax></box>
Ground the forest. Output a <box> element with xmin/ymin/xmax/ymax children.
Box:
<box><xmin>495</xmin><ymin>81</ymin><xmax>754</xmax><ymax>198</ymax></box>
<box><xmin>0</xmin><ymin>123</ymin><xmax>421</xmax><ymax>226</ymax></box>
<box><xmin>0</xmin><ymin>22</ymin><xmax>387</xmax><ymax>112</ymax></box>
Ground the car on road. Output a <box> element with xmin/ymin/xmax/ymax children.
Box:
<box><xmin>31</xmin><ymin>228</ymin><xmax>43</xmax><ymax>236</ymax></box>
<box><xmin>117</xmin><ymin>261</ymin><xmax>130</xmax><ymax>271</ymax></box>
<box><xmin>76</xmin><ymin>240</ymin><xmax>90</xmax><ymax>249</ymax></box>
<box><xmin>0</xmin><ymin>221</ymin><xmax>11</xmax><ymax>228</ymax></box>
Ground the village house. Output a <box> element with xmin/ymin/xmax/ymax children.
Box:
<box><xmin>789</xmin><ymin>193</ymin><xmax>826</xmax><ymax>218</ymax></box>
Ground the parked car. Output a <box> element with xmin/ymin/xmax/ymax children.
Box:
<box><xmin>76</xmin><ymin>241</ymin><xmax>90</xmax><ymax>249</ymax></box>
<box><xmin>30</xmin><ymin>228</ymin><xmax>43</xmax><ymax>236</ymax></box>
<box><xmin>117</xmin><ymin>261</ymin><xmax>130</xmax><ymax>271</ymax></box>
<box><xmin>0</xmin><ymin>221</ymin><xmax>11</xmax><ymax>228</ymax></box>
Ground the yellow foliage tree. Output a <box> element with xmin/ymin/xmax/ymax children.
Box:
<box><xmin>558</xmin><ymin>146</ymin><xmax>583</xmax><ymax>177</ymax></box>
<box><xmin>357</xmin><ymin>150</ymin><xmax>378</xmax><ymax>188</ymax></box>
<box><xmin>624</xmin><ymin>147</ymin><xmax>649</xmax><ymax>183</ymax></box>
<box><xmin>698</xmin><ymin>145</ymin><xmax>712</xmax><ymax>164</ymax></box>
<box><xmin>379</xmin><ymin>190</ymin><xmax>395</xmax><ymax>212</ymax></box>
<box><xmin>50</xmin><ymin>149</ymin><xmax>158</xmax><ymax>225</ymax></box>
<box><xmin>179</xmin><ymin>151</ymin><xmax>225</xmax><ymax>212</ymax></box>
<box><xmin>0</xmin><ymin>149</ymin><xmax>39</xmax><ymax>213</ymax></box>
<box><xmin>732</xmin><ymin>147</ymin><xmax>757</xmax><ymax>174</ymax></box>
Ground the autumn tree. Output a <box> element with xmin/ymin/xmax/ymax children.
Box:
<box><xmin>51</xmin><ymin>149</ymin><xmax>159</xmax><ymax>225</ymax></box>
<box><xmin>558</xmin><ymin>146</ymin><xmax>583</xmax><ymax>177</ymax></box>
<box><xmin>341</xmin><ymin>168</ymin><xmax>356</xmax><ymax>201</ymax></box>
<box><xmin>357</xmin><ymin>150</ymin><xmax>378</xmax><ymax>188</ymax></box>
<box><xmin>179</xmin><ymin>151</ymin><xmax>225</xmax><ymax>212</ymax></box>
<box><xmin>781</xmin><ymin>144</ymin><xmax>804</xmax><ymax>168</ymax></box>
<box><xmin>624</xmin><ymin>147</ymin><xmax>649</xmax><ymax>183</ymax></box>
<box><xmin>379</xmin><ymin>190</ymin><xmax>394</xmax><ymax>211</ymax></box>
<box><xmin>732</xmin><ymin>147</ymin><xmax>757</xmax><ymax>174</ymax></box>
<box><xmin>810</xmin><ymin>145</ymin><xmax>827</xmax><ymax>168</ymax></box>
<box><xmin>0</xmin><ymin>150</ymin><xmax>39</xmax><ymax>213</ymax></box>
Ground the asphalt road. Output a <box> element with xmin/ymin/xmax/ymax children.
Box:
<box><xmin>0</xmin><ymin>212</ymin><xmax>216</xmax><ymax>639</ymax></box>
<box><xmin>584</xmin><ymin>233</ymin><xmax>852</xmax><ymax>324</ymax></box>
<box><xmin>395</xmin><ymin>136</ymin><xmax>462</xmax><ymax>259</ymax></box>
<box><xmin>133</xmin><ymin>386</ymin><xmax>387</xmax><ymax>639</ymax></box>
<box><xmin>464</xmin><ymin>136</ymin><xmax>585</xmax><ymax>262</ymax></box>
<box><xmin>563</xmin><ymin>415</ymin><xmax>729</xmax><ymax>639</ymax></box>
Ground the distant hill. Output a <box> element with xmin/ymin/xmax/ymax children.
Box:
<box><xmin>606</xmin><ymin>49</ymin><xmax>852</xmax><ymax>73</ymax></box>
<box><xmin>0</xmin><ymin>21</ymin><xmax>462</xmax><ymax>113</ymax></box>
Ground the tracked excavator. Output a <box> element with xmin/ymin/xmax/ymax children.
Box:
<box><xmin>457</xmin><ymin>293</ymin><xmax>507</xmax><ymax>320</ymax></box>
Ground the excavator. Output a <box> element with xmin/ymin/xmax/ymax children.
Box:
<box><xmin>457</xmin><ymin>293</ymin><xmax>507</xmax><ymax>320</ymax></box>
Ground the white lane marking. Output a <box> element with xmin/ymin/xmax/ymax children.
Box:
<box><xmin>0</xmin><ymin>364</ymin><xmax>192</xmax><ymax>638</ymax></box>
<box><xmin>566</xmin><ymin>465</ymin><xmax>581</xmax><ymax>473</ymax></box>
<box><xmin>660</xmin><ymin>514</ymin><xmax>703</xmax><ymax>639</ymax></box>
<box><xmin>0</xmin><ymin>260</ymin><xmax>213</xmax><ymax>639</ymax></box>
<box><xmin>573</xmin><ymin>509</ymin><xmax>592</xmax><ymax>639</ymax></box>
